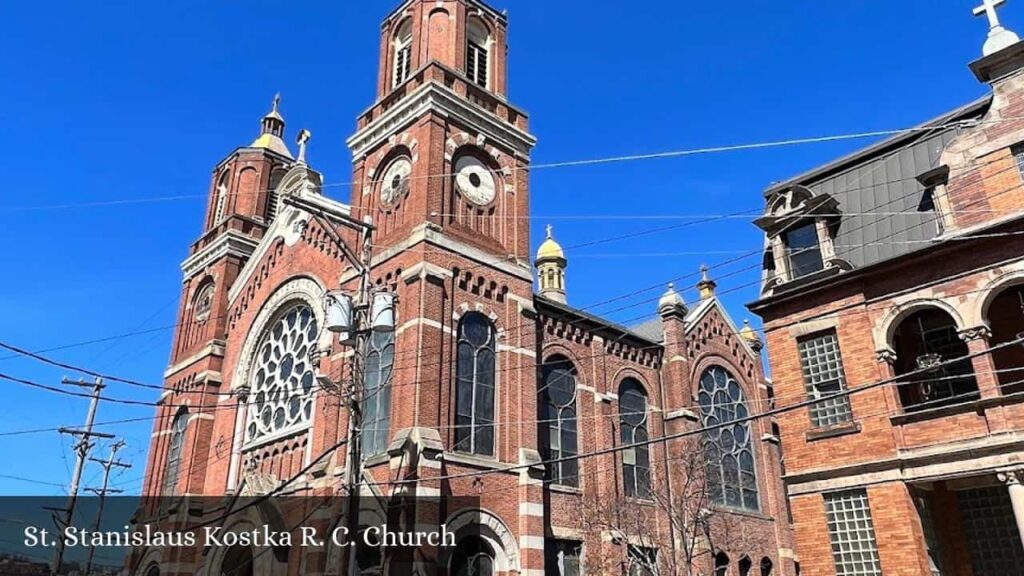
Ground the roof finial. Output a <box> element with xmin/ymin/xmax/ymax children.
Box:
<box><xmin>697</xmin><ymin>263</ymin><xmax>717</xmax><ymax>300</ymax></box>
<box><xmin>546</xmin><ymin>224</ymin><xmax>553</xmax><ymax>238</ymax></box>
<box><xmin>272</xmin><ymin>92</ymin><xmax>281</xmax><ymax>113</ymax></box>
<box><xmin>974</xmin><ymin>0</ymin><xmax>1020</xmax><ymax>56</ymax></box>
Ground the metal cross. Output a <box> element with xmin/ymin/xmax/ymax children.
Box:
<box><xmin>975</xmin><ymin>0</ymin><xmax>1009</xmax><ymax>29</ymax></box>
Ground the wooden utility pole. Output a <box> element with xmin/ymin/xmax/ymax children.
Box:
<box><xmin>50</xmin><ymin>377</ymin><xmax>114</xmax><ymax>575</ymax></box>
<box><xmin>84</xmin><ymin>440</ymin><xmax>131</xmax><ymax>575</ymax></box>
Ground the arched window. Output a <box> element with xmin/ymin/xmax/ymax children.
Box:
<box><xmin>466</xmin><ymin>18</ymin><xmax>490</xmax><ymax>88</ymax></box>
<box><xmin>143</xmin><ymin>564</ymin><xmax>160</xmax><ymax>576</ymax></box>
<box><xmin>698</xmin><ymin>366</ymin><xmax>759</xmax><ymax>510</ymax></box>
<box><xmin>361</xmin><ymin>331</ymin><xmax>394</xmax><ymax>456</ymax></box>
<box><xmin>714</xmin><ymin>552</ymin><xmax>730</xmax><ymax>576</ymax></box>
<box><xmin>454</xmin><ymin>312</ymin><xmax>496</xmax><ymax>456</ymax></box>
<box><xmin>193</xmin><ymin>282</ymin><xmax>214</xmax><ymax>321</ymax></box>
<box><xmin>245</xmin><ymin>303</ymin><xmax>318</xmax><ymax>445</ymax></box>
<box><xmin>393</xmin><ymin>19</ymin><xmax>413</xmax><ymax>87</ymax></box>
<box><xmin>987</xmin><ymin>285</ymin><xmax>1024</xmax><ymax>394</ymax></box>
<box><xmin>892</xmin><ymin>308</ymin><xmax>978</xmax><ymax>411</ymax></box>
<box><xmin>541</xmin><ymin>356</ymin><xmax>578</xmax><ymax>486</ymax></box>
<box><xmin>760</xmin><ymin>557</ymin><xmax>774</xmax><ymax>576</ymax></box>
<box><xmin>214</xmin><ymin>172</ymin><xmax>229</xmax><ymax>224</ymax></box>
<box><xmin>451</xmin><ymin>536</ymin><xmax>494</xmax><ymax>576</ymax></box>
<box><xmin>619</xmin><ymin>378</ymin><xmax>651</xmax><ymax>498</ymax></box>
<box><xmin>740</xmin><ymin>555</ymin><xmax>753</xmax><ymax>576</ymax></box>
<box><xmin>163</xmin><ymin>408</ymin><xmax>188</xmax><ymax>495</ymax></box>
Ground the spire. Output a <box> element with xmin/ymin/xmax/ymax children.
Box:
<box><xmin>696</xmin><ymin>264</ymin><xmax>717</xmax><ymax>300</ymax></box>
<box><xmin>250</xmin><ymin>93</ymin><xmax>292</xmax><ymax>159</ymax></box>
<box><xmin>657</xmin><ymin>283</ymin><xmax>687</xmax><ymax>318</ymax></box>
<box><xmin>974</xmin><ymin>0</ymin><xmax>1020</xmax><ymax>56</ymax></box>
<box><xmin>535</xmin><ymin>224</ymin><xmax>568</xmax><ymax>303</ymax></box>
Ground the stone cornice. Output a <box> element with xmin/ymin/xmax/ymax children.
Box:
<box><xmin>785</xmin><ymin>430</ymin><xmax>1024</xmax><ymax>495</ymax></box>
<box><xmin>347</xmin><ymin>81</ymin><xmax>536</xmax><ymax>160</ymax></box>
<box><xmin>180</xmin><ymin>231</ymin><xmax>259</xmax><ymax>280</ymax></box>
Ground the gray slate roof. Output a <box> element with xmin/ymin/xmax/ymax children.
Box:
<box><xmin>766</xmin><ymin>96</ymin><xmax>990</xmax><ymax>272</ymax></box>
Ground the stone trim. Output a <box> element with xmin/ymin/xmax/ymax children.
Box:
<box><xmin>163</xmin><ymin>341</ymin><xmax>226</xmax><ymax>379</ymax></box>
<box><xmin>180</xmin><ymin>230</ymin><xmax>259</xmax><ymax>279</ymax></box>
<box><xmin>347</xmin><ymin>81</ymin><xmax>536</xmax><ymax>159</ymax></box>
<box><xmin>786</xmin><ymin>432</ymin><xmax>1024</xmax><ymax>495</ymax></box>
<box><xmin>787</xmin><ymin>316</ymin><xmax>839</xmax><ymax>339</ymax></box>
<box><xmin>805</xmin><ymin>421</ymin><xmax>862</xmax><ymax>442</ymax></box>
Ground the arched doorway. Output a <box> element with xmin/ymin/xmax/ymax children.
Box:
<box><xmin>893</xmin><ymin>308</ymin><xmax>978</xmax><ymax>411</ymax></box>
<box><xmin>986</xmin><ymin>285</ymin><xmax>1024</xmax><ymax>394</ymax></box>
<box><xmin>450</xmin><ymin>536</ymin><xmax>495</xmax><ymax>576</ymax></box>
<box><xmin>220</xmin><ymin>545</ymin><xmax>253</xmax><ymax>576</ymax></box>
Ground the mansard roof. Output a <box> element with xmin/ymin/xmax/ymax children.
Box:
<box><xmin>754</xmin><ymin>95</ymin><xmax>992</xmax><ymax>303</ymax></box>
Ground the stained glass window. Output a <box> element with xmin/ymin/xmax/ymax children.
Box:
<box><xmin>163</xmin><ymin>408</ymin><xmax>188</xmax><ymax>495</ymax></box>
<box><xmin>245</xmin><ymin>303</ymin><xmax>318</xmax><ymax>445</ymax></box>
<box><xmin>698</xmin><ymin>366</ymin><xmax>759</xmax><ymax>510</ymax></box>
<box><xmin>620</xmin><ymin>379</ymin><xmax>651</xmax><ymax>498</ymax></box>
<box><xmin>454</xmin><ymin>313</ymin><xmax>496</xmax><ymax>456</ymax></box>
<box><xmin>362</xmin><ymin>331</ymin><xmax>394</xmax><ymax>456</ymax></box>
<box><xmin>542</xmin><ymin>356</ymin><xmax>578</xmax><ymax>486</ymax></box>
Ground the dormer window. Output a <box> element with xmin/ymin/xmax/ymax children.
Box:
<box><xmin>783</xmin><ymin>222</ymin><xmax>824</xmax><ymax>278</ymax></box>
<box><xmin>755</xmin><ymin>185</ymin><xmax>845</xmax><ymax>292</ymax></box>
<box><xmin>393</xmin><ymin>20</ymin><xmax>412</xmax><ymax>88</ymax></box>
<box><xmin>466</xmin><ymin>19</ymin><xmax>490</xmax><ymax>88</ymax></box>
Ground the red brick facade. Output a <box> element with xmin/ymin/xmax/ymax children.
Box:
<box><xmin>751</xmin><ymin>39</ymin><xmax>1024</xmax><ymax>576</ymax></box>
<box><xmin>133</xmin><ymin>2</ymin><xmax>792</xmax><ymax>575</ymax></box>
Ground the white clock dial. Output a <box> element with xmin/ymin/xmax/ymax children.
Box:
<box><xmin>380</xmin><ymin>157</ymin><xmax>412</xmax><ymax>206</ymax></box>
<box><xmin>454</xmin><ymin>156</ymin><xmax>496</xmax><ymax>206</ymax></box>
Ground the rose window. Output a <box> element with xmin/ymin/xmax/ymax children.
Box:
<box><xmin>245</xmin><ymin>303</ymin><xmax>318</xmax><ymax>444</ymax></box>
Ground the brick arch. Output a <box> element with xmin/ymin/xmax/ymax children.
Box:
<box><xmin>974</xmin><ymin>267</ymin><xmax>1024</xmax><ymax>328</ymax></box>
<box><xmin>133</xmin><ymin>548</ymin><xmax>162</xmax><ymax>576</ymax></box>
<box><xmin>205</xmin><ymin>510</ymin><xmax>290</xmax><ymax>576</ymax></box>
<box><xmin>232</xmin><ymin>275</ymin><xmax>328</xmax><ymax>392</ymax></box>
<box><xmin>442</xmin><ymin>507</ymin><xmax>520</xmax><ymax>573</ymax></box>
<box><xmin>612</xmin><ymin>368</ymin><xmax>653</xmax><ymax>401</ymax></box>
<box><xmin>873</xmin><ymin>297</ymin><xmax>968</xmax><ymax>353</ymax></box>
<box><xmin>690</xmin><ymin>353</ymin><xmax>761</xmax><ymax>410</ymax></box>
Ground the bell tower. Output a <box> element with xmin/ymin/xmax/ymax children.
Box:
<box><xmin>144</xmin><ymin>97</ymin><xmax>295</xmax><ymax>497</ymax></box>
<box><xmin>344</xmin><ymin>0</ymin><xmax>539</xmax><ymax>472</ymax></box>
<box><xmin>348</xmin><ymin>0</ymin><xmax>535</xmax><ymax>256</ymax></box>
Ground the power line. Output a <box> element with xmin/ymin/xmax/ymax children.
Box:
<box><xmin>1</xmin><ymin>114</ymin><xmax>1010</xmax><ymax>214</ymax></box>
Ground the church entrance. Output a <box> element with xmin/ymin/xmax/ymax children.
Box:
<box><xmin>914</xmin><ymin>476</ymin><xmax>1024</xmax><ymax>576</ymax></box>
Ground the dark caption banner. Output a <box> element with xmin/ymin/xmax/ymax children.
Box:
<box><xmin>0</xmin><ymin>495</ymin><xmax>485</xmax><ymax>576</ymax></box>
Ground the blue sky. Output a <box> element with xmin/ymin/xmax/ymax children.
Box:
<box><xmin>0</xmin><ymin>0</ymin><xmax>1007</xmax><ymax>495</ymax></box>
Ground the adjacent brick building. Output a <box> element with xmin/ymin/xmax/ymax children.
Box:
<box><xmin>132</xmin><ymin>1</ymin><xmax>793</xmax><ymax>575</ymax></box>
<box><xmin>750</xmin><ymin>6</ymin><xmax>1024</xmax><ymax>576</ymax></box>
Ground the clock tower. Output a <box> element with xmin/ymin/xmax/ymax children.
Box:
<box><xmin>344</xmin><ymin>4</ymin><xmax>542</xmax><ymax>570</ymax></box>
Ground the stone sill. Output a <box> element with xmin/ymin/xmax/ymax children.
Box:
<box><xmin>443</xmin><ymin>451</ymin><xmax>508</xmax><ymax>471</ymax></box>
<box><xmin>890</xmin><ymin>391</ymin><xmax>1024</xmax><ymax>426</ymax></box>
<box><xmin>805</xmin><ymin>421</ymin><xmax>862</xmax><ymax>442</ymax></box>
<box><xmin>547</xmin><ymin>483</ymin><xmax>582</xmax><ymax>496</ymax></box>
<box><xmin>711</xmin><ymin>505</ymin><xmax>774</xmax><ymax>522</ymax></box>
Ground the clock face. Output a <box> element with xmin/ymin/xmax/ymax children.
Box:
<box><xmin>380</xmin><ymin>157</ymin><xmax>412</xmax><ymax>206</ymax></box>
<box><xmin>454</xmin><ymin>156</ymin><xmax>496</xmax><ymax>206</ymax></box>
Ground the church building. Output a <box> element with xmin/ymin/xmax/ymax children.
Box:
<box><xmin>133</xmin><ymin>1</ymin><xmax>793</xmax><ymax>575</ymax></box>
<box><xmin>750</xmin><ymin>3</ymin><xmax>1024</xmax><ymax>575</ymax></box>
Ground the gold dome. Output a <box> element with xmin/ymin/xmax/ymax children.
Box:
<box><xmin>536</xmin><ymin>224</ymin><xmax>565</xmax><ymax>261</ymax></box>
<box><xmin>739</xmin><ymin>319</ymin><xmax>763</xmax><ymax>350</ymax></box>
